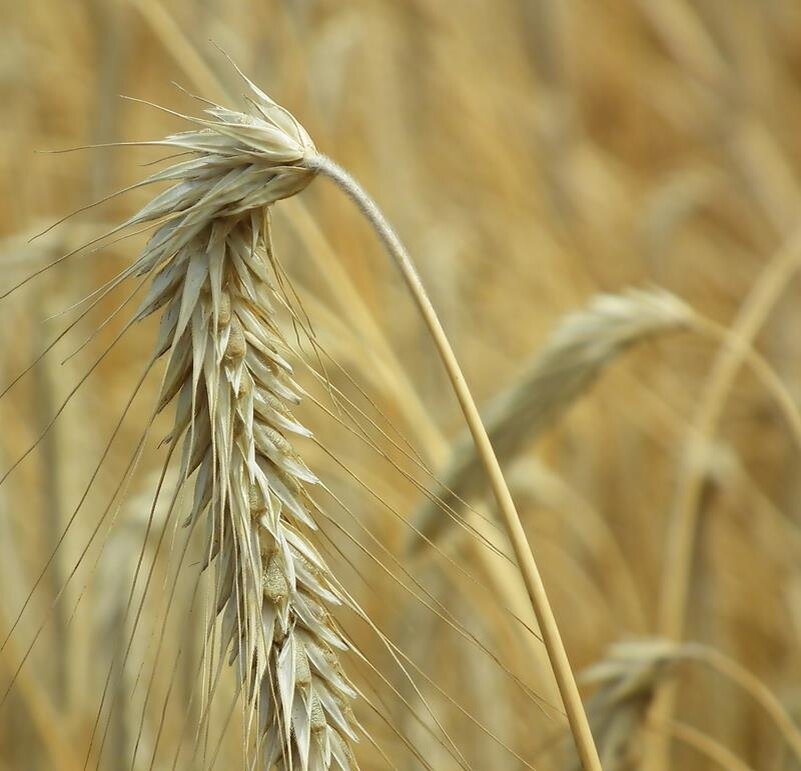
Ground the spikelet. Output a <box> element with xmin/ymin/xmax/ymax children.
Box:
<box><xmin>412</xmin><ymin>289</ymin><xmax>692</xmax><ymax>552</ymax></box>
<box><xmin>123</xmin><ymin>73</ymin><xmax>359</xmax><ymax>769</ymax></box>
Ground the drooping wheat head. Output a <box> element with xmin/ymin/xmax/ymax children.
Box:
<box><xmin>412</xmin><ymin>289</ymin><xmax>693</xmax><ymax>551</ymax></box>
<box><xmin>567</xmin><ymin>639</ymin><xmax>685</xmax><ymax>770</ymax></box>
<box><xmin>123</xmin><ymin>71</ymin><xmax>359</xmax><ymax>770</ymax></box>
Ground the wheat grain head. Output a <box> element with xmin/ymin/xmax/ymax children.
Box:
<box><xmin>121</xmin><ymin>71</ymin><xmax>359</xmax><ymax>770</ymax></box>
<box><xmin>411</xmin><ymin>288</ymin><xmax>693</xmax><ymax>553</ymax></box>
<box><xmin>565</xmin><ymin>639</ymin><xmax>685</xmax><ymax>770</ymax></box>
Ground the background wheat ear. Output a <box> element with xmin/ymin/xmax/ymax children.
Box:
<box><xmin>564</xmin><ymin>636</ymin><xmax>801</xmax><ymax>771</ymax></box>
<box><xmin>561</xmin><ymin>639</ymin><xmax>686</xmax><ymax>771</ymax></box>
<box><xmin>410</xmin><ymin>288</ymin><xmax>693</xmax><ymax>553</ymax></box>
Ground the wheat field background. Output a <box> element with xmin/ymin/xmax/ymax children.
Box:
<box><xmin>2</xmin><ymin>0</ymin><xmax>801</xmax><ymax>769</ymax></box>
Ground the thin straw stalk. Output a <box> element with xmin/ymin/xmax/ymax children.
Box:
<box><xmin>306</xmin><ymin>153</ymin><xmax>602</xmax><ymax>771</ymax></box>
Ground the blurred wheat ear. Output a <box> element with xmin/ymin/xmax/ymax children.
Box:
<box><xmin>410</xmin><ymin>288</ymin><xmax>693</xmax><ymax>552</ymax></box>
<box><xmin>568</xmin><ymin>639</ymin><xmax>685</xmax><ymax>770</ymax></box>
<box><xmin>564</xmin><ymin>636</ymin><xmax>801</xmax><ymax>770</ymax></box>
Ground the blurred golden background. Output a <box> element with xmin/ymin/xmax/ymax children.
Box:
<box><xmin>3</xmin><ymin>0</ymin><xmax>801</xmax><ymax>769</ymax></box>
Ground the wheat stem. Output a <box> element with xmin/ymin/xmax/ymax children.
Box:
<box><xmin>306</xmin><ymin>152</ymin><xmax>603</xmax><ymax>771</ymax></box>
<box><xmin>647</xmin><ymin>232</ymin><xmax>801</xmax><ymax>771</ymax></box>
<box><xmin>685</xmin><ymin>643</ymin><xmax>801</xmax><ymax>763</ymax></box>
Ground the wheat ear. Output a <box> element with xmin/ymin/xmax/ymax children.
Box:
<box><xmin>125</xmin><ymin>75</ymin><xmax>358</xmax><ymax>769</ymax></box>
<box><xmin>411</xmin><ymin>288</ymin><xmax>693</xmax><ymax>551</ymax></box>
<box><xmin>567</xmin><ymin>637</ymin><xmax>801</xmax><ymax>770</ymax></box>
<box><xmin>304</xmin><ymin>155</ymin><xmax>602</xmax><ymax>770</ymax></box>
<box><xmin>567</xmin><ymin>639</ymin><xmax>685</xmax><ymax>771</ymax></box>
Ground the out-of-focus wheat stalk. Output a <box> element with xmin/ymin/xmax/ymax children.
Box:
<box><xmin>655</xmin><ymin>721</ymin><xmax>752</xmax><ymax>771</ymax></box>
<box><xmin>651</xmin><ymin>234</ymin><xmax>801</xmax><ymax>768</ymax></box>
<box><xmin>682</xmin><ymin>643</ymin><xmax>801</xmax><ymax>763</ymax></box>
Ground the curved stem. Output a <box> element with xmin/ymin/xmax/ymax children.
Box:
<box><xmin>686</xmin><ymin>643</ymin><xmax>801</xmax><ymax>763</ymax></box>
<box><xmin>646</xmin><ymin>234</ymin><xmax>801</xmax><ymax>771</ymax></box>
<box><xmin>306</xmin><ymin>152</ymin><xmax>602</xmax><ymax>771</ymax></box>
